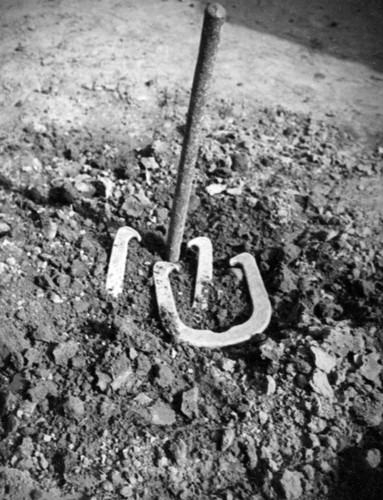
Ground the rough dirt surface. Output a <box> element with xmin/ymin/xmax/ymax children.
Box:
<box><xmin>0</xmin><ymin>1</ymin><xmax>382</xmax><ymax>499</ymax></box>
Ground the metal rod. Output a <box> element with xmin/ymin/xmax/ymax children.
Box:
<box><xmin>166</xmin><ymin>3</ymin><xmax>226</xmax><ymax>262</ymax></box>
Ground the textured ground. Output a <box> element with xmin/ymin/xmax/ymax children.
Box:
<box><xmin>0</xmin><ymin>1</ymin><xmax>382</xmax><ymax>499</ymax></box>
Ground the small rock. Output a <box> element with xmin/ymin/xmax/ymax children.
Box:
<box><xmin>360</xmin><ymin>352</ymin><xmax>382</xmax><ymax>382</ymax></box>
<box><xmin>221</xmin><ymin>427</ymin><xmax>235</xmax><ymax>452</ymax></box>
<box><xmin>365</xmin><ymin>448</ymin><xmax>381</xmax><ymax>468</ymax></box>
<box><xmin>150</xmin><ymin>402</ymin><xmax>176</xmax><ymax>426</ymax></box>
<box><xmin>310</xmin><ymin>346</ymin><xmax>337</xmax><ymax>373</ymax></box>
<box><xmin>65</xmin><ymin>395</ymin><xmax>85</xmax><ymax>420</ymax></box>
<box><xmin>243</xmin><ymin>437</ymin><xmax>258</xmax><ymax>470</ymax></box>
<box><xmin>302</xmin><ymin>464</ymin><xmax>315</xmax><ymax>481</ymax></box>
<box><xmin>266</xmin><ymin>375</ymin><xmax>277</xmax><ymax>395</ymax></box>
<box><xmin>260</xmin><ymin>339</ymin><xmax>284</xmax><ymax>364</ymax></box>
<box><xmin>111</xmin><ymin>367</ymin><xmax>133</xmax><ymax>391</ymax></box>
<box><xmin>259</xmin><ymin>410</ymin><xmax>268</xmax><ymax>425</ymax></box>
<box><xmin>310</xmin><ymin>369</ymin><xmax>334</xmax><ymax>399</ymax></box>
<box><xmin>279</xmin><ymin>469</ymin><xmax>303</xmax><ymax>500</ymax></box>
<box><xmin>110</xmin><ymin>470</ymin><xmax>123</xmax><ymax>486</ymax></box>
<box><xmin>168</xmin><ymin>438</ymin><xmax>188</xmax><ymax>465</ymax></box>
<box><xmin>206</xmin><ymin>183</ymin><xmax>227</xmax><ymax>196</ymax></box>
<box><xmin>220</xmin><ymin>358</ymin><xmax>236</xmax><ymax>373</ymax></box>
<box><xmin>231</xmin><ymin>152</ymin><xmax>249</xmax><ymax>174</ymax></box>
<box><xmin>102</xmin><ymin>480</ymin><xmax>114</xmax><ymax>492</ymax></box>
<box><xmin>119</xmin><ymin>486</ymin><xmax>133</xmax><ymax>498</ymax></box>
<box><xmin>134</xmin><ymin>393</ymin><xmax>153</xmax><ymax>406</ymax></box>
<box><xmin>128</xmin><ymin>347</ymin><xmax>138</xmax><ymax>360</ymax></box>
<box><xmin>96</xmin><ymin>371</ymin><xmax>112</xmax><ymax>392</ymax></box>
<box><xmin>154</xmin><ymin>363</ymin><xmax>174</xmax><ymax>388</ymax></box>
<box><xmin>181</xmin><ymin>387</ymin><xmax>199</xmax><ymax>418</ymax></box>
<box><xmin>49</xmin><ymin>292</ymin><xmax>64</xmax><ymax>304</ymax></box>
<box><xmin>53</xmin><ymin>340</ymin><xmax>79</xmax><ymax>366</ymax></box>
<box><xmin>0</xmin><ymin>222</ymin><xmax>11</xmax><ymax>236</ymax></box>
<box><xmin>71</xmin><ymin>259</ymin><xmax>88</xmax><ymax>278</ymax></box>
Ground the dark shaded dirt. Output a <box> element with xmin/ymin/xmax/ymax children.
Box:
<box><xmin>0</xmin><ymin>98</ymin><xmax>382</xmax><ymax>499</ymax></box>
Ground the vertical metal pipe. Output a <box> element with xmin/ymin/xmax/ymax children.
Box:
<box><xmin>166</xmin><ymin>3</ymin><xmax>226</xmax><ymax>262</ymax></box>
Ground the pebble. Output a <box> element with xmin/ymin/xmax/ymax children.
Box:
<box><xmin>149</xmin><ymin>402</ymin><xmax>176</xmax><ymax>426</ymax></box>
<box><xmin>266</xmin><ymin>375</ymin><xmax>276</xmax><ymax>395</ymax></box>
<box><xmin>0</xmin><ymin>222</ymin><xmax>11</xmax><ymax>236</ymax></box>
<box><xmin>154</xmin><ymin>363</ymin><xmax>174</xmax><ymax>388</ymax></box>
<box><xmin>53</xmin><ymin>340</ymin><xmax>79</xmax><ymax>366</ymax></box>
<box><xmin>259</xmin><ymin>410</ymin><xmax>268</xmax><ymax>425</ymax></box>
<box><xmin>181</xmin><ymin>387</ymin><xmax>199</xmax><ymax>418</ymax></box>
<box><xmin>65</xmin><ymin>395</ymin><xmax>85</xmax><ymax>420</ymax></box>
<box><xmin>310</xmin><ymin>346</ymin><xmax>337</xmax><ymax>373</ymax></box>
<box><xmin>310</xmin><ymin>369</ymin><xmax>334</xmax><ymax>399</ymax></box>
<box><xmin>168</xmin><ymin>438</ymin><xmax>187</xmax><ymax>465</ymax></box>
<box><xmin>102</xmin><ymin>480</ymin><xmax>114</xmax><ymax>492</ymax></box>
<box><xmin>221</xmin><ymin>427</ymin><xmax>236</xmax><ymax>452</ymax></box>
<box><xmin>119</xmin><ymin>485</ymin><xmax>133</xmax><ymax>498</ymax></box>
<box><xmin>279</xmin><ymin>470</ymin><xmax>303</xmax><ymax>500</ymax></box>
<box><xmin>365</xmin><ymin>448</ymin><xmax>381</xmax><ymax>468</ymax></box>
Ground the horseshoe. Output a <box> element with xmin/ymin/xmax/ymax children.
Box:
<box><xmin>153</xmin><ymin>253</ymin><xmax>271</xmax><ymax>348</ymax></box>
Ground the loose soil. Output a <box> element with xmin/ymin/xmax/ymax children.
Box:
<box><xmin>0</xmin><ymin>1</ymin><xmax>382</xmax><ymax>499</ymax></box>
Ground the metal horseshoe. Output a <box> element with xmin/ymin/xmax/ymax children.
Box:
<box><xmin>153</xmin><ymin>252</ymin><xmax>272</xmax><ymax>348</ymax></box>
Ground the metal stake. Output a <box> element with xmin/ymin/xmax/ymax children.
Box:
<box><xmin>166</xmin><ymin>3</ymin><xmax>226</xmax><ymax>262</ymax></box>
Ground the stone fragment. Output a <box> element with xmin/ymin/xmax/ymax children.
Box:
<box><xmin>96</xmin><ymin>371</ymin><xmax>112</xmax><ymax>392</ymax></box>
<box><xmin>365</xmin><ymin>448</ymin><xmax>381</xmax><ymax>468</ymax></box>
<box><xmin>244</xmin><ymin>437</ymin><xmax>258</xmax><ymax>470</ymax></box>
<box><xmin>65</xmin><ymin>395</ymin><xmax>85</xmax><ymax>420</ymax></box>
<box><xmin>154</xmin><ymin>363</ymin><xmax>174</xmax><ymax>388</ymax></box>
<box><xmin>310</xmin><ymin>346</ymin><xmax>337</xmax><ymax>373</ymax></box>
<box><xmin>302</xmin><ymin>464</ymin><xmax>315</xmax><ymax>481</ymax></box>
<box><xmin>220</xmin><ymin>358</ymin><xmax>236</xmax><ymax>373</ymax></box>
<box><xmin>181</xmin><ymin>387</ymin><xmax>199</xmax><ymax>418</ymax></box>
<box><xmin>0</xmin><ymin>222</ymin><xmax>11</xmax><ymax>237</ymax></box>
<box><xmin>111</xmin><ymin>367</ymin><xmax>133</xmax><ymax>391</ymax></box>
<box><xmin>168</xmin><ymin>438</ymin><xmax>188</xmax><ymax>465</ymax></box>
<box><xmin>360</xmin><ymin>352</ymin><xmax>382</xmax><ymax>382</ymax></box>
<box><xmin>259</xmin><ymin>410</ymin><xmax>268</xmax><ymax>425</ymax></box>
<box><xmin>206</xmin><ymin>183</ymin><xmax>227</xmax><ymax>196</ymax></box>
<box><xmin>119</xmin><ymin>486</ymin><xmax>133</xmax><ymax>498</ymax></box>
<box><xmin>53</xmin><ymin>340</ymin><xmax>79</xmax><ymax>366</ymax></box>
<box><xmin>221</xmin><ymin>427</ymin><xmax>235</xmax><ymax>452</ymax></box>
<box><xmin>310</xmin><ymin>370</ymin><xmax>334</xmax><ymax>399</ymax></box>
<box><xmin>266</xmin><ymin>375</ymin><xmax>276</xmax><ymax>395</ymax></box>
<box><xmin>134</xmin><ymin>393</ymin><xmax>153</xmax><ymax>406</ymax></box>
<box><xmin>102</xmin><ymin>481</ymin><xmax>114</xmax><ymax>492</ymax></box>
<box><xmin>71</xmin><ymin>259</ymin><xmax>88</xmax><ymax>278</ymax></box>
<box><xmin>260</xmin><ymin>338</ymin><xmax>284</xmax><ymax>363</ymax></box>
<box><xmin>150</xmin><ymin>402</ymin><xmax>176</xmax><ymax>426</ymax></box>
<box><xmin>279</xmin><ymin>470</ymin><xmax>303</xmax><ymax>500</ymax></box>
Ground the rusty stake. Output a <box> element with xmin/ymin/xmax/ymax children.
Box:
<box><xmin>166</xmin><ymin>3</ymin><xmax>226</xmax><ymax>262</ymax></box>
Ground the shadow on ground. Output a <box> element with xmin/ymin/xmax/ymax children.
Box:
<box><xmin>197</xmin><ymin>0</ymin><xmax>383</xmax><ymax>72</ymax></box>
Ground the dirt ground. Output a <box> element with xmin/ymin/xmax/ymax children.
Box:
<box><xmin>0</xmin><ymin>0</ymin><xmax>382</xmax><ymax>499</ymax></box>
